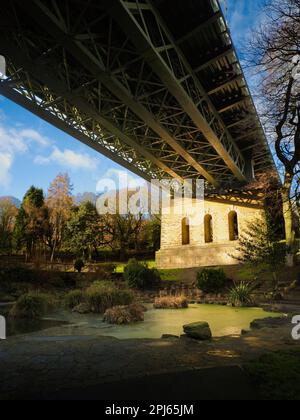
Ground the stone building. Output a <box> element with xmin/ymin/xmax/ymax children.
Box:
<box><xmin>156</xmin><ymin>194</ymin><xmax>264</xmax><ymax>269</ymax></box>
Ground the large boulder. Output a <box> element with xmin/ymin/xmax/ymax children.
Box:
<box><xmin>183</xmin><ymin>322</ymin><xmax>212</xmax><ymax>341</ymax></box>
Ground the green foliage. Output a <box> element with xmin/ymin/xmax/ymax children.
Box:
<box><xmin>159</xmin><ymin>269</ymin><xmax>182</xmax><ymax>282</ymax></box>
<box><xmin>93</xmin><ymin>263</ymin><xmax>117</xmax><ymax>278</ymax></box>
<box><xmin>14</xmin><ymin>186</ymin><xmax>49</xmax><ymax>257</ymax></box>
<box><xmin>85</xmin><ymin>282</ymin><xmax>134</xmax><ymax>313</ymax></box>
<box><xmin>0</xmin><ymin>198</ymin><xmax>18</xmax><ymax>252</ymax></box>
<box><xmin>64</xmin><ymin>290</ymin><xmax>85</xmax><ymax>309</ymax></box>
<box><xmin>196</xmin><ymin>268</ymin><xmax>227</xmax><ymax>293</ymax></box>
<box><xmin>236</xmin><ymin>216</ymin><xmax>286</xmax><ymax>269</ymax></box>
<box><xmin>245</xmin><ymin>349</ymin><xmax>300</xmax><ymax>400</ymax></box>
<box><xmin>74</xmin><ymin>258</ymin><xmax>85</xmax><ymax>273</ymax></box>
<box><xmin>9</xmin><ymin>292</ymin><xmax>52</xmax><ymax>319</ymax></box>
<box><xmin>66</xmin><ymin>202</ymin><xmax>104</xmax><ymax>259</ymax></box>
<box><xmin>236</xmin><ymin>263</ymin><xmax>273</xmax><ymax>282</ymax></box>
<box><xmin>123</xmin><ymin>259</ymin><xmax>161</xmax><ymax>289</ymax></box>
<box><xmin>228</xmin><ymin>282</ymin><xmax>255</xmax><ymax>307</ymax></box>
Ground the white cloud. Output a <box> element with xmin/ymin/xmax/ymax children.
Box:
<box><xmin>35</xmin><ymin>146</ymin><xmax>98</xmax><ymax>171</ymax></box>
<box><xmin>0</xmin><ymin>122</ymin><xmax>51</xmax><ymax>188</ymax></box>
<box><xmin>18</xmin><ymin>129</ymin><xmax>50</xmax><ymax>147</ymax></box>
<box><xmin>104</xmin><ymin>168</ymin><xmax>146</xmax><ymax>188</ymax></box>
<box><xmin>0</xmin><ymin>153</ymin><xmax>13</xmax><ymax>187</ymax></box>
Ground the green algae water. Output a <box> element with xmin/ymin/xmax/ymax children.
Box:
<box><xmin>97</xmin><ymin>305</ymin><xmax>281</xmax><ymax>339</ymax></box>
<box><xmin>1</xmin><ymin>304</ymin><xmax>282</xmax><ymax>339</ymax></box>
<box><xmin>41</xmin><ymin>304</ymin><xmax>282</xmax><ymax>340</ymax></box>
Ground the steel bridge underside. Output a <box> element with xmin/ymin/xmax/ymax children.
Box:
<box><xmin>0</xmin><ymin>0</ymin><xmax>275</xmax><ymax>187</ymax></box>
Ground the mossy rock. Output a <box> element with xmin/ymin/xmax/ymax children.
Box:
<box><xmin>183</xmin><ymin>321</ymin><xmax>212</xmax><ymax>340</ymax></box>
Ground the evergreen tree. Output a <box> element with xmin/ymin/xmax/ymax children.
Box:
<box><xmin>65</xmin><ymin>201</ymin><xmax>104</xmax><ymax>260</ymax></box>
<box><xmin>236</xmin><ymin>213</ymin><xmax>286</xmax><ymax>286</ymax></box>
<box><xmin>14</xmin><ymin>186</ymin><xmax>49</xmax><ymax>260</ymax></box>
<box><xmin>0</xmin><ymin>198</ymin><xmax>18</xmax><ymax>253</ymax></box>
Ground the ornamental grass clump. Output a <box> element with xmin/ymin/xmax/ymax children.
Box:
<box><xmin>228</xmin><ymin>282</ymin><xmax>255</xmax><ymax>307</ymax></box>
<box><xmin>9</xmin><ymin>292</ymin><xmax>53</xmax><ymax>319</ymax></box>
<box><xmin>103</xmin><ymin>304</ymin><xmax>145</xmax><ymax>325</ymax></box>
<box><xmin>154</xmin><ymin>295</ymin><xmax>189</xmax><ymax>309</ymax></box>
<box><xmin>86</xmin><ymin>281</ymin><xmax>134</xmax><ymax>314</ymax></box>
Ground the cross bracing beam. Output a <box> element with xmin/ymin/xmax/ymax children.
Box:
<box><xmin>226</xmin><ymin>116</ymin><xmax>254</xmax><ymax>130</ymax></box>
<box><xmin>0</xmin><ymin>0</ymin><xmax>276</xmax><ymax>187</ymax></box>
<box><xmin>19</xmin><ymin>0</ymin><xmax>221</xmax><ymax>187</ymax></box>
<box><xmin>176</xmin><ymin>11</ymin><xmax>222</xmax><ymax>45</ymax></box>
<box><xmin>194</xmin><ymin>47</ymin><xmax>235</xmax><ymax>73</ymax></box>
<box><xmin>207</xmin><ymin>75</ymin><xmax>245</xmax><ymax>96</ymax></box>
<box><xmin>105</xmin><ymin>0</ymin><xmax>247</xmax><ymax>182</ymax></box>
<box><xmin>218</xmin><ymin>98</ymin><xmax>250</xmax><ymax>114</ymax></box>
<box><xmin>0</xmin><ymin>83</ymin><xmax>157</xmax><ymax>182</ymax></box>
<box><xmin>0</xmin><ymin>37</ymin><xmax>186</xmax><ymax>182</ymax></box>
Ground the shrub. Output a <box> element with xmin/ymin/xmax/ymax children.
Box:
<box><xmin>124</xmin><ymin>259</ymin><xmax>161</xmax><ymax>289</ymax></box>
<box><xmin>96</xmin><ymin>263</ymin><xmax>117</xmax><ymax>274</ymax></box>
<box><xmin>64</xmin><ymin>290</ymin><xmax>85</xmax><ymax>309</ymax></box>
<box><xmin>103</xmin><ymin>304</ymin><xmax>145</xmax><ymax>325</ymax></box>
<box><xmin>228</xmin><ymin>282</ymin><xmax>255</xmax><ymax>307</ymax></box>
<box><xmin>74</xmin><ymin>258</ymin><xmax>85</xmax><ymax>273</ymax></box>
<box><xmin>154</xmin><ymin>296</ymin><xmax>189</xmax><ymax>309</ymax></box>
<box><xmin>196</xmin><ymin>268</ymin><xmax>227</xmax><ymax>293</ymax></box>
<box><xmin>85</xmin><ymin>282</ymin><xmax>134</xmax><ymax>313</ymax></box>
<box><xmin>9</xmin><ymin>292</ymin><xmax>52</xmax><ymax>319</ymax></box>
<box><xmin>91</xmin><ymin>263</ymin><xmax>117</xmax><ymax>279</ymax></box>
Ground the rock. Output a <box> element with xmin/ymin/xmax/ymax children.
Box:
<box><xmin>161</xmin><ymin>334</ymin><xmax>179</xmax><ymax>339</ymax></box>
<box><xmin>250</xmin><ymin>317</ymin><xmax>286</xmax><ymax>330</ymax></box>
<box><xmin>72</xmin><ymin>303</ymin><xmax>90</xmax><ymax>314</ymax></box>
<box><xmin>183</xmin><ymin>322</ymin><xmax>212</xmax><ymax>341</ymax></box>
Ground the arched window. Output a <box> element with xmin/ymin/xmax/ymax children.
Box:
<box><xmin>182</xmin><ymin>217</ymin><xmax>190</xmax><ymax>245</ymax></box>
<box><xmin>228</xmin><ymin>211</ymin><xmax>239</xmax><ymax>241</ymax></box>
<box><xmin>204</xmin><ymin>214</ymin><xmax>213</xmax><ymax>243</ymax></box>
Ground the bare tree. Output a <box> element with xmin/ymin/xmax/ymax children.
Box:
<box><xmin>249</xmin><ymin>0</ymin><xmax>300</xmax><ymax>264</ymax></box>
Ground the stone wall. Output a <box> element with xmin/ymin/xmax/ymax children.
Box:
<box><xmin>156</xmin><ymin>198</ymin><xmax>264</xmax><ymax>269</ymax></box>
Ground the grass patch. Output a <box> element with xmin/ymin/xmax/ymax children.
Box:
<box><xmin>236</xmin><ymin>263</ymin><xmax>273</xmax><ymax>282</ymax></box>
<box><xmin>245</xmin><ymin>349</ymin><xmax>300</xmax><ymax>400</ymax></box>
<box><xmin>116</xmin><ymin>260</ymin><xmax>156</xmax><ymax>274</ymax></box>
<box><xmin>159</xmin><ymin>269</ymin><xmax>182</xmax><ymax>282</ymax></box>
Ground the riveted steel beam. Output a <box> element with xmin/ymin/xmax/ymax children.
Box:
<box><xmin>22</xmin><ymin>0</ymin><xmax>219</xmax><ymax>187</ymax></box>
<box><xmin>0</xmin><ymin>37</ymin><xmax>184</xmax><ymax>182</ymax></box>
<box><xmin>108</xmin><ymin>0</ymin><xmax>247</xmax><ymax>181</ymax></box>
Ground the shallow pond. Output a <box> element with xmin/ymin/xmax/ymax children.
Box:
<box><xmin>0</xmin><ymin>305</ymin><xmax>67</xmax><ymax>337</ymax></box>
<box><xmin>44</xmin><ymin>304</ymin><xmax>282</xmax><ymax>339</ymax></box>
<box><xmin>0</xmin><ymin>304</ymin><xmax>282</xmax><ymax>339</ymax></box>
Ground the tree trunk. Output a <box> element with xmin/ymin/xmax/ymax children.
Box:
<box><xmin>50</xmin><ymin>238</ymin><xmax>57</xmax><ymax>264</ymax></box>
<box><xmin>281</xmin><ymin>174</ymin><xmax>295</xmax><ymax>266</ymax></box>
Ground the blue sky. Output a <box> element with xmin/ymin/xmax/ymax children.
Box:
<box><xmin>0</xmin><ymin>0</ymin><xmax>267</xmax><ymax>201</ymax></box>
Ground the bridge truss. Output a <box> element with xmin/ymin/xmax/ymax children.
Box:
<box><xmin>0</xmin><ymin>0</ymin><xmax>276</xmax><ymax>188</ymax></box>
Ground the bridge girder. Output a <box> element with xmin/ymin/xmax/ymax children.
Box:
<box><xmin>0</xmin><ymin>0</ymin><xmax>276</xmax><ymax>187</ymax></box>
